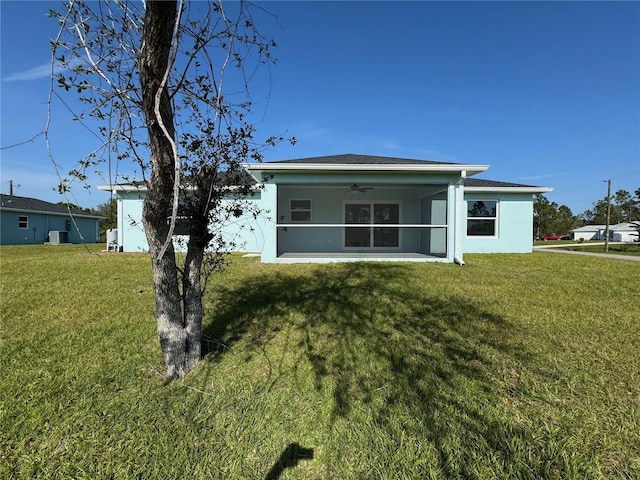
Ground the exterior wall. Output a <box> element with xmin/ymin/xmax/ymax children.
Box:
<box><xmin>118</xmin><ymin>191</ymin><xmax>147</xmax><ymax>252</ymax></box>
<box><xmin>612</xmin><ymin>231</ymin><xmax>638</xmax><ymax>242</ymax></box>
<box><xmin>110</xmin><ymin>175</ymin><xmax>540</xmax><ymax>260</ymax></box>
<box><xmin>572</xmin><ymin>230</ymin><xmax>599</xmax><ymax>241</ymax></box>
<box><xmin>0</xmin><ymin>210</ymin><xmax>100</xmax><ymax>245</ymax></box>
<box><xmin>218</xmin><ymin>193</ymin><xmax>269</xmax><ymax>253</ymax></box>
<box><xmin>419</xmin><ymin>192</ymin><xmax>448</xmax><ymax>256</ymax></box>
<box><xmin>115</xmin><ymin>189</ymin><xmax>268</xmax><ymax>253</ymax></box>
<box><xmin>462</xmin><ymin>192</ymin><xmax>534</xmax><ymax>253</ymax></box>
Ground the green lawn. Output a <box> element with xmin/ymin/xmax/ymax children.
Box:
<box><xmin>1</xmin><ymin>245</ymin><xmax>639</xmax><ymax>479</ymax></box>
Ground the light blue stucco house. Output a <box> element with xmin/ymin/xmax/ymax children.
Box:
<box><xmin>100</xmin><ymin>154</ymin><xmax>552</xmax><ymax>264</ymax></box>
<box><xmin>0</xmin><ymin>194</ymin><xmax>102</xmax><ymax>245</ymax></box>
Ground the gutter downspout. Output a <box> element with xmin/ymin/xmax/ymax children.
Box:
<box><xmin>454</xmin><ymin>171</ymin><xmax>466</xmax><ymax>266</ymax></box>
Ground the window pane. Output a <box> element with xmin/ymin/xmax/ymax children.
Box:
<box><xmin>290</xmin><ymin>199</ymin><xmax>311</xmax><ymax>222</ymax></box>
<box><xmin>291</xmin><ymin>210</ymin><xmax>311</xmax><ymax>222</ymax></box>
<box><xmin>291</xmin><ymin>200</ymin><xmax>310</xmax><ymax>210</ymax></box>
<box><xmin>18</xmin><ymin>216</ymin><xmax>28</xmax><ymax>229</ymax></box>
<box><xmin>374</xmin><ymin>227</ymin><xmax>399</xmax><ymax>247</ymax></box>
<box><xmin>345</xmin><ymin>204</ymin><xmax>370</xmax><ymax>224</ymax></box>
<box><xmin>467</xmin><ymin>201</ymin><xmax>496</xmax><ymax>218</ymax></box>
<box><xmin>374</xmin><ymin>204</ymin><xmax>399</xmax><ymax>224</ymax></box>
<box><xmin>467</xmin><ymin>219</ymin><xmax>496</xmax><ymax>236</ymax></box>
<box><xmin>173</xmin><ymin>217</ymin><xmax>191</xmax><ymax>236</ymax></box>
<box><xmin>345</xmin><ymin>227</ymin><xmax>370</xmax><ymax>247</ymax></box>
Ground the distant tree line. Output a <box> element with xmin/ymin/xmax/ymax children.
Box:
<box><xmin>93</xmin><ymin>199</ymin><xmax>117</xmax><ymax>241</ymax></box>
<box><xmin>534</xmin><ymin>188</ymin><xmax>640</xmax><ymax>237</ymax></box>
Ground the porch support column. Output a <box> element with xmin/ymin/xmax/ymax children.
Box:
<box><xmin>453</xmin><ymin>171</ymin><xmax>466</xmax><ymax>264</ymax></box>
<box><xmin>260</xmin><ymin>180</ymin><xmax>278</xmax><ymax>263</ymax></box>
<box><xmin>116</xmin><ymin>196</ymin><xmax>124</xmax><ymax>250</ymax></box>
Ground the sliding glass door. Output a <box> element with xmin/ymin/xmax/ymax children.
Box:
<box><xmin>344</xmin><ymin>202</ymin><xmax>400</xmax><ymax>248</ymax></box>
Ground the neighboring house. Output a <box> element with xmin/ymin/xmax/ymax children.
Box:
<box><xmin>570</xmin><ymin>222</ymin><xmax>640</xmax><ymax>242</ymax></box>
<box><xmin>0</xmin><ymin>194</ymin><xmax>102</xmax><ymax>245</ymax></box>
<box><xmin>570</xmin><ymin>224</ymin><xmax>606</xmax><ymax>241</ymax></box>
<box><xmin>609</xmin><ymin>222</ymin><xmax>640</xmax><ymax>242</ymax></box>
<box><xmin>99</xmin><ymin>154</ymin><xmax>552</xmax><ymax>264</ymax></box>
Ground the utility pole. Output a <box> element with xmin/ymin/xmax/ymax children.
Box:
<box><xmin>604</xmin><ymin>179</ymin><xmax>611</xmax><ymax>252</ymax></box>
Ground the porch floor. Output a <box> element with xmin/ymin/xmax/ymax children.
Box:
<box><xmin>276</xmin><ymin>252</ymin><xmax>448</xmax><ymax>263</ymax></box>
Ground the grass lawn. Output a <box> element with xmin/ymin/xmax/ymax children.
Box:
<box><xmin>1</xmin><ymin>245</ymin><xmax>639</xmax><ymax>479</ymax></box>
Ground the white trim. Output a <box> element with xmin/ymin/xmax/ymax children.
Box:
<box><xmin>97</xmin><ymin>184</ymin><xmax>146</xmax><ymax>193</ymax></box>
<box><xmin>18</xmin><ymin>215</ymin><xmax>29</xmax><ymax>229</ymax></box>
<box><xmin>465</xmin><ymin>186</ymin><xmax>553</xmax><ymax>193</ymax></box>
<box><xmin>289</xmin><ymin>199</ymin><xmax>312</xmax><ymax>222</ymax></box>
<box><xmin>466</xmin><ymin>199</ymin><xmax>499</xmax><ymax>238</ymax></box>
<box><xmin>245</xmin><ymin>162</ymin><xmax>489</xmax><ymax>174</ymax></box>
<box><xmin>277</xmin><ymin>223</ymin><xmax>446</xmax><ymax>228</ymax></box>
<box><xmin>97</xmin><ymin>184</ymin><xmax>263</xmax><ymax>194</ymax></box>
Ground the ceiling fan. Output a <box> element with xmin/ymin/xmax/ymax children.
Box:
<box><xmin>345</xmin><ymin>183</ymin><xmax>374</xmax><ymax>194</ymax></box>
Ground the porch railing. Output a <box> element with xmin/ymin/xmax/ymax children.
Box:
<box><xmin>276</xmin><ymin>223</ymin><xmax>448</xmax><ymax>258</ymax></box>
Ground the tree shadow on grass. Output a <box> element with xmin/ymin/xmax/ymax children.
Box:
<box><xmin>263</xmin><ymin>443</ymin><xmax>314</xmax><ymax>480</ymax></box>
<box><xmin>202</xmin><ymin>262</ymin><xmax>560</xmax><ymax>478</ymax></box>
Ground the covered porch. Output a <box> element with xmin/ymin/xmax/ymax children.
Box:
<box><xmin>272</xmin><ymin>183</ymin><xmax>456</xmax><ymax>263</ymax></box>
<box><xmin>244</xmin><ymin>154</ymin><xmax>484</xmax><ymax>264</ymax></box>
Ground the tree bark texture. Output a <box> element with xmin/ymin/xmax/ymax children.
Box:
<box><xmin>139</xmin><ymin>0</ymin><xmax>202</xmax><ymax>378</ymax></box>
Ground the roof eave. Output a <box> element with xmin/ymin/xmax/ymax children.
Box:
<box><xmin>98</xmin><ymin>183</ymin><xmax>263</xmax><ymax>194</ymax></box>
<box><xmin>98</xmin><ymin>184</ymin><xmax>147</xmax><ymax>193</ymax></box>
<box><xmin>0</xmin><ymin>206</ymin><xmax>103</xmax><ymax>218</ymax></box>
<box><xmin>465</xmin><ymin>186</ymin><xmax>554</xmax><ymax>193</ymax></box>
<box><xmin>244</xmin><ymin>163</ymin><xmax>489</xmax><ymax>174</ymax></box>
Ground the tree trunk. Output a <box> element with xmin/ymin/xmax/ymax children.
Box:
<box><xmin>182</xmin><ymin>242</ymin><xmax>204</xmax><ymax>373</ymax></box>
<box><xmin>139</xmin><ymin>0</ymin><xmax>200</xmax><ymax>378</ymax></box>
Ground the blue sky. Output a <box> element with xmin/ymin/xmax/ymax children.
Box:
<box><xmin>1</xmin><ymin>1</ymin><xmax>639</xmax><ymax>213</ymax></box>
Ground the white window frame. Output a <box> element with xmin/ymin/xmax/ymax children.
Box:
<box><xmin>18</xmin><ymin>215</ymin><xmax>28</xmax><ymax>229</ymax></box>
<box><xmin>343</xmin><ymin>200</ymin><xmax>402</xmax><ymax>250</ymax></box>
<box><xmin>466</xmin><ymin>199</ymin><xmax>499</xmax><ymax>237</ymax></box>
<box><xmin>290</xmin><ymin>199</ymin><xmax>312</xmax><ymax>222</ymax></box>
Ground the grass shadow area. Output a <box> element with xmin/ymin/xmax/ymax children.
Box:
<box><xmin>202</xmin><ymin>261</ymin><xmax>567</xmax><ymax>478</ymax></box>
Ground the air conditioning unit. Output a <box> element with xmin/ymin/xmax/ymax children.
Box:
<box><xmin>49</xmin><ymin>231</ymin><xmax>69</xmax><ymax>244</ymax></box>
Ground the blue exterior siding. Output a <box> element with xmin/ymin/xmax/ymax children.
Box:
<box><xmin>105</xmin><ymin>168</ymin><xmax>545</xmax><ymax>261</ymax></box>
<box><xmin>117</xmin><ymin>192</ymin><xmax>146</xmax><ymax>252</ymax></box>
<box><xmin>116</xmin><ymin>190</ymin><xmax>267</xmax><ymax>253</ymax></box>
<box><xmin>111</xmin><ymin>188</ymin><xmax>537</xmax><ymax>258</ymax></box>
<box><xmin>462</xmin><ymin>192</ymin><xmax>534</xmax><ymax>253</ymax></box>
<box><xmin>0</xmin><ymin>210</ymin><xmax>100</xmax><ymax>245</ymax></box>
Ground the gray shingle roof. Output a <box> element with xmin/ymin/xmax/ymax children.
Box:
<box><xmin>463</xmin><ymin>178</ymin><xmax>541</xmax><ymax>189</ymax></box>
<box><xmin>268</xmin><ymin>153</ymin><xmax>460</xmax><ymax>166</ymax></box>
<box><xmin>0</xmin><ymin>194</ymin><xmax>101</xmax><ymax>218</ymax></box>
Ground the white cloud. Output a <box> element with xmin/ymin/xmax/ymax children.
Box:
<box><xmin>3</xmin><ymin>62</ymin><xmax>53</xmax><ymax>82</ymax></box>
<box><xmin>515</xmin><ymin>172</ymin><xmax>566</xmax><ymax>181</ymax></box>
<box><xmin>3</xmin><ymin>59</ymin><xmax>81</xmax><ymax>82</ymax></box>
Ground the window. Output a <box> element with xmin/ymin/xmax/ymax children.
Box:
<box><xmin>290</xmin><ymin>199</ymin><xmax>311</xmax><ymax>222</ymax></box>
<box><xmin>18</xmin><ymin>216</ymin><xmax>28</xmax><ymax>229</ymax></box>
<box><xmin>344</xmin><ymin>202</ymin><xmax>400</xmax><ymax>248</ymax></box>
<box><xmin>170</xmin><ymin>216</ymin><xmax>191</xmax><ymax>236</ymax></box>
<box><xmin>467</xmin><ymin>200</ymin><xmax>497</xmax><ymax>236</ymax></box>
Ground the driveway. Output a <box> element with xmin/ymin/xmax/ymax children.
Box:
<box><xmin>534</xmin><ymin>243</ymin><xmax>640</xmax><ymax>262</ymax></box>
